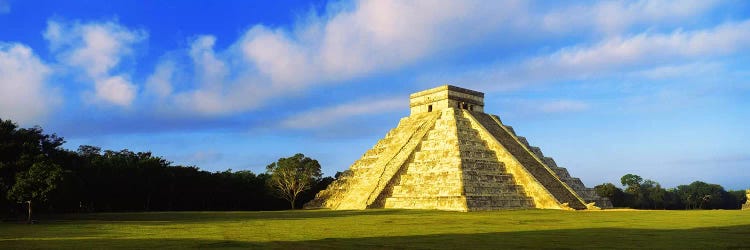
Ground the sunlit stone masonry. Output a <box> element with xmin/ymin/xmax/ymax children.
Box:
<box><xmin>743</xmin><ymin>190</ymin><xmax>750</xmax><ymax>210</ymax></box>
<box><xmin>305</xmin><ymin>85</ymin><xmax>612</xmax><ymax>211</ymax></box>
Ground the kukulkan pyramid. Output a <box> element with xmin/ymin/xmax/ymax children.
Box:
<box><xmin>306</xmin><ymin>85</ymin><xmax>611</xmax><ymax>211</ymax></box>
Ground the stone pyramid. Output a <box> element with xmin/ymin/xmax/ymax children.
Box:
<box><xmin>306</xmin><ymin>85</ymin><xmax>611</xmax><ymax>211</ymax></box>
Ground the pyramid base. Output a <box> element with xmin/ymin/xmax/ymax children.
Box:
<box><xmin>384</xmin><ymin>196</ymin><xmax>468</xmax><ymax>211</ymax></box>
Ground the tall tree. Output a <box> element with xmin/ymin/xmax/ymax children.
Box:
<box><xmin>0</xmin><ymin>119</ymin><xmax>65</xmax><ymax>219</ymax></box>
<box><xmin>266</xmin><ymin>153</ymin><xmax>322</xmax><ymax>209</ymax></box>
<box><xmin>7</xmin><ymin>160</ymin><xmax>63</xmax><ymax>223</ymax></box>
<box><xmin>620</xmin><ymin>174</ymin><xmax>643</xmax><ymax>192</ymax></box>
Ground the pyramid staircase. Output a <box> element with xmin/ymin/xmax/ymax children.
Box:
<box><xmin>380</xmin><ymin>109</ymin><xmax>535</xmax><ymax>211</ymax></box>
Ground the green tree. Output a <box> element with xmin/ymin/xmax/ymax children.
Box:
<box><xmin>726</xmin><ymin>190</ymin><xmax>747</xmax><ymax>209</ymax></box>
<box><xmin>674</xmin><ymin>181</ymin><xmax>730</xmax><ymax>209</ymax></box>
<box><xmin>266</xmin><ymin>153</ymin><xmax>322</xmax><ymax>209</ymax></box>
<box><xmin>642</xmin><ymin>179</ymin><xmax>666</xmax><ymax>209</ymax></box>
<box><xmin>7</xmin><ymin>160</ymin><xmax>63</xmax><ymax>223</ymax></box>
<box><xmin>594</xmin><ymin>183</ymin><xmax>627</xmax><ymax>207</ymax></box>
<box><xmin>0</xmin><ymin>119</ymin><xmax>65</xmax><ymax>218</ymax></box>
<box><xmin>620</xmin><ymin>174</ymin><xmax>643</xmax><ymax>193</ymax></box>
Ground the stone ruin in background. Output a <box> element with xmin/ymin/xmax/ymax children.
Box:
<box><xmin>743</xmin><ymin>190</ymin><xmax>750</xmax><ymax>210</ymax></box>
<box><xmin>306</xmin><ymin>85</ymin><xmax>612</xmax><ymax>211</ymax></box>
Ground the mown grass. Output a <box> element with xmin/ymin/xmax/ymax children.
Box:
<box><xmin>1</xmin><ymin>209</ymin><xmax>749</xmax><ymax>249</ymax></box>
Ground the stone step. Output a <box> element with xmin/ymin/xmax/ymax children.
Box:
<box><xmin>418</xmin><ymin>140</ymin><xmax>459</xmax><ymax>150</ymax></box>
<box><xmin>462</xmin><ymin>182</ymin><xmax>525</xmax><ymax>190</ymax></box>
<box><xmin>461</xmin><ymin>172</ymin><xmax>515</xmax><ymax>182</ymax></box>
<box><xmin>413</xmin><ymin>150</ymin><xmax>461</xmax><ymax>161</ymax></box>
<box><xmin>425</xmin><ymin>130</ymin><xmax>458</xmax><ymax>140</ymax></box>
<box><xmin>460</xmin><ymin>163</ymin><xmax>506</xmax><ymax>171</ymax></box>
<box><xmin>458</xmin><ymin>139</ymin><xmax>489</xmax><ymax>147</ymax></box>
<box><xmin>461</xmin><ymin>158</ymin><xmax>505</xmax><ymax>164</ymax></box>
<box><xmin>390</xmin><ymin>186</ymin><xmax>464</xmax><ymax>196</ymax></box>
<box><xmin>459</xmin><ymin>143</ymin><xmax>496</xmax><ymax>151</ymax></box>
<box><xmin>469</xmin><ymin>199</ymin><xmax>534</xmax><ymax>206</ymax></box>
<box><xmin>403</xmin><ymin>159</ymin><xmax>454</xmax><ymax>166</ymax></box>
<box><xmin>465</xmin><ymin>196</ymin><xmax>535</xmax><ymax>209</ymax></box>
<box><xmin>459</xmin><ymin>151</ymin><xmax>498</xmax><ymax>161</ymax></box>
<box><xmin>362</xmin><ymin>147</ymin><xmax>386</xmax><ymax>158</ymax></box>
<box><xmin>398</xmin><ymin>172</ymin><xmax>462</xmax><ymax>181</ymax></box>
<box><xmin>456</xmin><ymin>130</ymin><xmax>480</xmax><ymax>137</ymax></box>
<box><xmin>459</xmin><ymin>149</ymin><xmax>497</xmax><ymax>155</ymax></box>
<box><xmin>463</xmin><ymin>185</ymin><xmax>528</xmax><ymax>195</ymax></box>
<box><xmin>384</xmin><ymin>196</ymin><xmax>467</xmax><ymax>211</ymax></box>
<box><xmin>404</xmin><ymin>167</ymin><xmax>463</xmax><ymax>174</ymax></box>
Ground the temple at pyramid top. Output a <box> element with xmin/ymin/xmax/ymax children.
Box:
<box><xmin>410</xmin><ymin>85</ymin><xmax>485</xmax><ymax>115</ymax></box>
<box><xmin>306</xmin><ymin>85</ymin><xmax>611</xmax><ymax>211</ymax></box>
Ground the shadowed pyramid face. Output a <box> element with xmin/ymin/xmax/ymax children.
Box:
<box><xmin>306</xmin><ymin>85</ymin><xmax>611</xmax><ymax>211</ymax></box>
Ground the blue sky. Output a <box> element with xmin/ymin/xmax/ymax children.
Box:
<box><xmin>1</xmin><ymin>0</ymin><xmax>748</xmax><ymax>189</ymax></box>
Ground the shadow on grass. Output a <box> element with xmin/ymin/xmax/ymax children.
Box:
<box><xmin>36</xmin><ymin>209</ymin><xmax>422</xmax><ymax>223</ymax></box>
<box><xmin>3</xmin><ymin>225</ymin><xmax>749</xmax><ymax>249</ymax></box>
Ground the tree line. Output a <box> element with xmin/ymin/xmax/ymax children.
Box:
<box><xmin>2</xmin><ymin>117</ymin><xmax>747</xmax><ymax>220</ymax></box>
<box><xmin>595</xmin><ymin>174</ymin><xmax>747</xmax><ymax>209</ymax></box>
<box><xmin>0</xmin><ymin>119</ymin><xmax>333</xmax><ymax>220</ymax></box>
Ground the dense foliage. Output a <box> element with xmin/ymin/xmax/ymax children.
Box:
<box><xmin>595</xmin><ymin>174</ymin><xmax>747</xmax><ymax>209</ymax></box>
<box><xmin>1</xmin><ymin>118</ymin><xmax>746</xmax><ymax>218</ymax></box>
<box><xmin>266</xmin><ymin>153</ymin><xmax>323</xmax><ymax>209</ymax></box>
<box><xmin>0</xmin><ymin>119</ymin><xmax>332</xmax><ymax>219</ymax></box>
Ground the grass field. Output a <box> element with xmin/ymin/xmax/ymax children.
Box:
<box><xmin>1</xmin><ymin>209</ymin><xmax>749</xmax><ymax>249</ymax></box>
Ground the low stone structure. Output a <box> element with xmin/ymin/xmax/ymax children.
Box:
<box><xmin>305</xmin><ymin>85</ymin><xmax>611</xmax><ymax>211</ymax></box>
<box><xmin>743</xmin><ymin>190</ymin><xmax>750</xmax><ymax>210</ymax></box>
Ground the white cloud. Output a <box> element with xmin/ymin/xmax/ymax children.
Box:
<box><xmin>497</xmin><ymin>99</ymin><xmax>590</xmax><ymax>116</ymax></box>
<box><xmin>0</xmin><ymin>43</ymin><xmax>59</xmax><ymax>125</ymax></box>
<box><xmin>150</xmin><ymin>0</ymin><xmax>533</xmax><ymax>115</ymax></box>
<box><xmin>538</xmin><ymin>100</ymin><xmax>589</xmax><ymax>113</ymax></box>
<box><xmin>543</xmin><ymin>0</ymin><xmax>721</xmax><ymax>35</ymax></box>
<box><xmin>240</xmin><ymin>0</ymin><xmax>530</xmax><ymax>82</ymax></box>
<box><xmin>313</xmin><ymin>0</ymin><xmax>521</xmax><ymax>79</ymax></box>
<box><xmin>280</xmin><ymin>97</ymin><xmax>404</xmax><ymax>129</ymax></box>
<box><xmin>94</xmin><ymin>75</ymin><xmax>137</xmax><ymax>106</ymax></box>
<box><xmin>630</xmin><ymin>62</ymin><xmax>723</xmax><ymax>79</ymax></box>
<box><xmin>145</xmin><ymin>61</ymin><xmax>175</xmax><ymax>98</ymax></box>
<box><xmin>537</xmin><ymin>20</ymin><xmax>750</xmax><ymax>69</ymax></box>
<box><xmin>439</xmin><ymin>20</ymin><xmax>750</xmax><ymax>91</ymax></box>
<box><xmin>137</xmin><ymin>0</ymin><xmax>732</xmax><ymax>116</ymax></box>
<box><xmin>44</xmin><ymin>19</ymin><xmax>146</xmax><ymax>107</ymax></box>
<box><xmin>189</xmin><ymin>36</ymin><xmax>227</xmax><ymax>90</ymax></box>
<box><xmin>240</xmin><ymin>26</ymin><xmax>313</xmax><ymax>86</ymax></box>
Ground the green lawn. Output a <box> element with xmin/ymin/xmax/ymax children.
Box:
<box><xmin>1</xmin><ymin>209</ymin><xmax>749</xmax><ymax>249</ymax></box>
